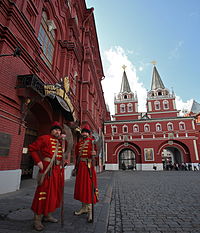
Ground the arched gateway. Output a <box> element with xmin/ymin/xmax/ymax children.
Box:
<box><xmin>119</xmin><ymin>149</ymin><xmax>136</xmax><ymax>170</ymax></box>
<box><xmin>20</xmin><ymin>101</ymin><xmax>52</xmax><ymax>178</ymax></box>
<box><xmin>114</xmin><ymin>143</ymin><xmax>141</xmax><ymax>170</ymax></box>
<box><xmin>158</xmin><ymin>140</ymin><xmax>191</xmax><ymax>170</ymax></box>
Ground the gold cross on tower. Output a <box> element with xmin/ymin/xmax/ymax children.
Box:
<box><xmin>150</xmin><ymin>60</ymin><xmax>157</xmax><ymax>66</ymax></box>
<box><xmin>122</xmin><ymin>65</ymin><xmax>127</xmax><ymax>70</ymax></box>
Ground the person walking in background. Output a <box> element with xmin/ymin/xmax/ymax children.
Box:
<box><xmin>28</xmin><ymin>121</ymin><xmax>67</xmax><ymax>231</ymax></box>
<box><xmin>73</xmin><ymin>124</ymin><xmax>99</xmax><ymax>223</ymax></box>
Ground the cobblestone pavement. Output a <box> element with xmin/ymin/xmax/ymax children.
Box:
<box><xmin>107</xmin><ymin>171</ymin><xmax>200</xmax><ymax>233</ymax></box>
<box><xmin>0</xmin><ymin>171</ymin><xmax>113</xmax><ymax>233</ymax></box>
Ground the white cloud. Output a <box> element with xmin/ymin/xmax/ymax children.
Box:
<box><xmin>175</xmin><ymin>96</ymin><xmax>193</xmax><ymax>115</ymax></box>
<box><xmin>102</xmin><ymin>46</ymin><xmax>147</xmax><ymax>116</ymax></box>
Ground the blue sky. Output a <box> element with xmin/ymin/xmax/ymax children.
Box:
<box><xmin>86</xmin><ymin>0</ymin><xmax>200</xmax><ymax>115</ymax></box>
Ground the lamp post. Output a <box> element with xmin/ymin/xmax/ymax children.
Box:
<box><xmin>0</xmin><ymin>47</ymin><xmax>22</xmax><ymax>58</ymax></box>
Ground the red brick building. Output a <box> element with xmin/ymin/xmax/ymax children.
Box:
<box><xmin>0</xmin><ymin>0</ymin><xmax>108</xmax><ymax>194</ymax></box>
<box><xmin>104</xmin><ymin>66</ymin><xmax>200</xmax><ymax>171</ymax></box>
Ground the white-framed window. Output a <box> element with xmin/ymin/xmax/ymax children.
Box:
<box><xmin>123</xmin><ymin>125</ymin><xmax>128</xmax><ymax>133</ymax></box>
<box><xmin>154</xmin><ymin>101</ymin><xmax>160</xmax><ymax>110</ymax></box>
<box><xmin>112</xmin><ymin>126</ymin><xmax>117</xmax><ymax>134</ymax></box>
<box><xmin>156</xmin><ymin>123</ymin><xmax>162</xmax><ymax>131</ymax></box>
<box><xmin>133</xmin><ymin>124</ymin><xmax>139</xmax><ymax>132</ymax></box>
<box><xmin>167</xmin><ymin>122</ymin><xmax>173</xmax><ymax>131</ymax></box>
<box><xmin>38</xmin><ymin>12</ymin><xmax>56</xmax><ymax>68</ymax></box>
<box><xmin>120</xmin><ymin>104</ymin><xmax>126</xmax><ymax>113</ymax></box>
<box><xmin>179</xmin><ymin>122</ymin><xmax>185</xmax><ymax>130</ymax></box>
<box><xmin>144</xmin><ymin>124</ymin><xmax>150</xmax><ymax>132</ymax></box>
<box><xmin>127</xmin><ymin>103</ymin><xmax>133</xmax><ymax>112</ymax></box>
<box><xmin>163</xmin><ymin>100</ymin><xmax>169</xmax><ymax>109</ymax></box>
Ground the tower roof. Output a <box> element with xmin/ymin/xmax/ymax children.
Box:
<box><xmin>151</xmin><ymin>66</ymin><xmax>165</xmax><ymax>90</ymax></box>
<box><xmin>191</xmin><ymin>100</ymin><xmax>200</xmax><ymax>114</ymax></box>
<box><xmin>120</xmin><ymin>70</ymin><xmax>131</xmax><ymax>93</ymax></box>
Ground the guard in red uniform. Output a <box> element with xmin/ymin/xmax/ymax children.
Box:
<box><xmin>29</xmin><ymin>121</ymin><xmax>66</xmax><ymax>231</ymax></box>
<box><xmin>73</xmin><ymin>124</ymin><xmax>99</xmax><ymax>223</ymax></box>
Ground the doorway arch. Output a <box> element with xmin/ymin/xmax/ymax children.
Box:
<box><xmin>20</xmin><ymin>102</ymin><xmax>52</xmax><ymax>178</ymax></box>
<box><xmin>119</xmin><ymin>149</ymin><xmax>136</xmax><ymax>170</ymax></box>
<box><xmin>158</xmin><ymin>140</ymin><xmax>191</xmax><ymax>170</ymax></box>
<box><xmin>162</xmin><ymin>147</ymin><xmax>183</xmax><ymax>170</ymax></box>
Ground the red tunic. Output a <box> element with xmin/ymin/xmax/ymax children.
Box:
<box><xmin>74</xmin><ymin>137</ymin><xmax>98</xmax><ymax>204</ymax></box>
<box><xmin>28</xmin><ymin>135</ymin><xmax>64</xmax><ymax>216</ymax></box>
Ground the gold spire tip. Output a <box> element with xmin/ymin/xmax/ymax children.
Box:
<box><xmin>122</xmin><ymin>65</ymin><xmax>127</xmax><ymax>70</ymax></box>
<box><xmin>150</xmin><ymin>60</ymin><xmax>157</xmax><ymax>66</ymax></box>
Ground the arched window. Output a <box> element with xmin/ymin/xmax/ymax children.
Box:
<box><xmin>156</xmin><ymin>123</ymin><xmax>162</xmax><ymax>131</ymax></box>
<box><xmin>167</xmin><ymin>122</ymin><xmax>173</xmax><ymax>131</ymax></box>
<box><xmin>154</xmin><ymin>101</ymin><xmax>160</xmax><ymax>110</ymax></box>
<box><xmin>133</xmin><ymin>124</ymin><xmax>139</xmax><ymax>132</ymax></box>
<box><xmin>127</xmin><ymin>103</ymin><xmax>133</xmax><ymax>112</ymax></box>
<box><xmin>163</xmin><ymin>100</ymin><xmax>169</xmax><ymax>109</ymax></box>
<box><xmin>123</xmin><ymin>125</ymin><xmax>128</xmax><ymax>133</ymax></box>
<box><xmin>38</xmin><ymin>12</ymin><xmax>56</xmax><ymax>68</ymax></box>
<box><xmin>179</xmin><ymin>122</ymin><xmax>185</xmax><ymax>130</ymax></box>
<box><xmin>112</xmin><ymin>126</ymin><xmax>117</xmax><ymax>134</ymax></box>
<box><xmin>144</xmin><ymin>124</ymin><xmax>150</xmax><ymax>132</ymax></box>
<box><xmin>120</xmin><ymin>104</ymin><xmax>125</xmax><ymax>113</ymax></box>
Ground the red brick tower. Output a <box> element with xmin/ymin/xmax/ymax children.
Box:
<box><xmin>113</xmin><ymin>66</ymin><xmax>139</xmax><ymax>121</ymax></box>
<box><xmin>147</xmin><ymin>65</ymin><xmax>179</xmax><ymax>119</ymax></box>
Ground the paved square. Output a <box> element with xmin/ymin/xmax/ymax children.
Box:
<box><xmin>107</xmin><ymin>171</ymin><xmax>200</xmax><ymax>233</ymax></box>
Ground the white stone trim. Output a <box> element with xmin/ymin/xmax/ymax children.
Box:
<box><xmin>148</xmin><ymin>102</ymin><xmax>152</xmax><ymax>111</ymax></box>
<box><xmin>105</xmin><ymin>163</ymin><xmax>119</xmax><ymax>170</ymax></box>
<box><xmin>192</xmin><ymin>120</ymin><xmax>195</xmax><ymax>130</ymax></box>
<box><xmin>0</xmin><ymin>169</ymin><xmax>22</xmax><ymax>194</ymax></box>
<box><xmin>105</xmin><ymin>163</ymin><xmax>164</xmax><ymax>171</ymax></box>
<box><xmin>136</xmin><ymin>163</ymin><xmax>142</xmax><ymax>170</ymax></box>
<box><xmin>173</xmin><ymin>99</ymin><xmax>176</xmax><ymax>109</ymax></box>
<box><xmin>193</xmin><ymin>140</ymin><xmax>199</xmax><ymax>160</ymax></box>
<box><xmin>140</xmin><ymin>163</ymin><xmax>163</xmax><ymax>171</ymax></box>
<box><xmin>135</xmin><ymin>103</ymin><xmax>138</xmax><ymax>112</ymax></box>
<box><xmin>105</xmin><ymin>142</ymin><xmax>108</xmax><ymax>161</ymax></box>
<box><xmin>115</xmin><ymin>104</ymin><xmax>117</xmax><ymax>114</ymax></box>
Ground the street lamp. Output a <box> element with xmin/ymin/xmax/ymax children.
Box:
<box><xmin>0</xmin><ymin>47</ymin><xmax>22</xmax><ymax>58</ymax></box>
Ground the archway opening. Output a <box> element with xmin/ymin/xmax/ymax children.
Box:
<box><xmin>119</xmin><ymin>149</ymin><xmax>136</xmax><ymax>170</ymax></box>
<box><xmin>162</xmin><ymin>147</ymin><xmax>183</xmax><ymax>170</ymax></box>
<box><xmin>20</xmin><ymin>103</ymin><xmax>51</xmax><ymax>179</ymax></box>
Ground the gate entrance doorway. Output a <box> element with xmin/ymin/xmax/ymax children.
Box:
<box><xmin>162</xmin><ymin>147</ymin><xmax>183</xmax><ymax>170</ymax></box>
<box><xmin>20</xmin><ymin>102</ymin><xmax>51</xmax><ymax>179</ymax></box>
<box><xmin>119</xmin><ymin>149</ymin><xmax>136</xmax><ymax>170</ymax></box>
